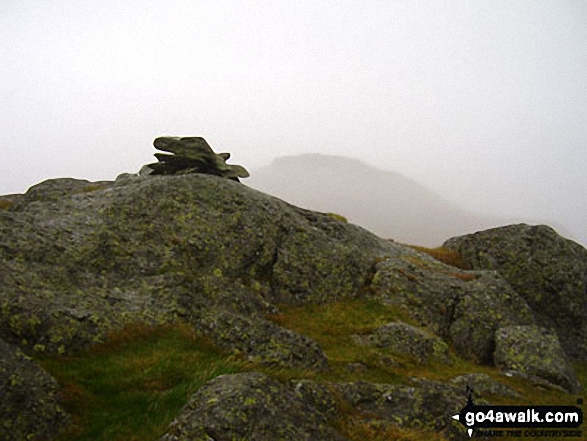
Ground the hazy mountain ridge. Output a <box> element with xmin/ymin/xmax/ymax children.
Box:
<box><xmin>247</xmin><ymin>154</ymin><xmax>526</xmax><ymax>246</ymax></box>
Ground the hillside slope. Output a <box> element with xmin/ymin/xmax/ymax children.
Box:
<box><xmin>1</xmin><ymin>172</ymin><xmax>585</xmax><ymax>441</ymax></box>
<box><xmin>247</xmin><ymin>154</ymin><xmax>508</xmax><ymax>246</ymax></box>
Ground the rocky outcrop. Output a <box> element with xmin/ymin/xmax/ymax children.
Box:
<box><xmin>160</xmin><ymin>372</ymin><xmax>346</xmax><ymax>441</ymax></box>
<box><xmin>0</xmin><ymin>339</ymin><xmax>68</xmax><ymax>440</ymax></box>
<box><xmin>160</xmin><ymin>372</ymin><xmax>474</xmax><ymax>441</ymax></box>
<box><xmin>371</xmin><ymin>250</ymin><xmax>535</xmax><ymax>364</ymax></box>
<box><xmin>2</xmin><ymin>169</ymin><xmax>586</xmax><ymax>441</ymax></box>
<box><xmin>450</xmin><ymin>373</ymin><xmax>521</xmax><ymax>399</ymax></box>
<box><xmin>196</xmin><ymin>310</ymin><xmax>328</xmax><ymax>370</ymax></box>
<box><xmin>494</xmin><ymin>325</ymin><xmax>581</xmax><ymax>393</ymax></box>
<box><xmin>329</xmin><ymin>378</ymin><xmax>468</xmax><ymax>440</ymax></box>
<box><xmin>353</xmin><ymin>321</ymin><xmax>452</xmax><ymax>365</ymax></box>
<box><xmin>0</xmin><ymin>173</ymin><xmax>397</xmax><ymax>357</ymax></box>
<box><xmin>443</xmin><ymin>224</ymin><xmax>587</xmax><ymax>360</ymax></box>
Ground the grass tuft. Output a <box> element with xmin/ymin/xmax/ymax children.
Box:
<box><xmin>35</xmin><ymin>301</ymin><xmax>586</xmax><ymax>440</ymax></box>
<box><xmin>38</xmin><ymin>323</ymin><xmax>248</xmax><ymax>441</ymax></box>
<box><xmin>325</xmin><ymin>212</ymin><xmax>348</xmax><ymax>222</ymax></box>
<box><xmin>407</xmin><ymin>245</ymin><xmax>471</xmax><ymax>270</ymax></box>
<box><xmin>0</xmin><ymin>199</ymin><xmax>14</xmax><ymax>210</ymax></box>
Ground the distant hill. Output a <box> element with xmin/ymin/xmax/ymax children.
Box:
<box><xmin>246</xmin><ymin>154</ymin><xmax>508</xmax><ymax>246</ymax></box>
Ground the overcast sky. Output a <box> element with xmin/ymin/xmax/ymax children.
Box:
<box><xmin>1</xmin><ymin>0</ymin><xmax>586</xmax><ymax>245</ymax></box>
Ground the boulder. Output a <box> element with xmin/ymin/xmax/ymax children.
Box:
<box><xmin>0</xmin><ymin>339</ymin><xmax>68</xmax><ymax>440</ymax></box>
<box><xmin>354</xmin><ymin>321</ymin><xmax>452</xmax><ymax>365</ymax></box>
<box><xmin>443</xmin><ymin>224</ymin><xmax>587</xmax><ymax>360</ymax></box>
<box><xmin>21</xmin><ymin>177</ymin><xmax>111</xmax><ymax>203</ymax></box>
<box><xmin>493</xmin><ymin>325</ymin><xmax>581</xmax><ymax>393</ymax></box>
<box><xmin>0</xmin><ymin>173</ymin><xmax>398</xmax><ymax>355</ymax></box>
<box><xmin>450</xmin><ymin>373</ymin><xmax>521</xmax><ymax>399</ymax></box>
<box><xmin>331</xmin><ymin>379</ymin><xmax>468</xmax><ymax>439</ymax></box>
<box><xmin>195</xmin><ymin>310</ymin><xmax>328</xmax><ymax>370</ymax></box>
<box><xmin>160</xmin><ymin>372</ymin><xmax>346</xmax><ymax>441</ymax></box>
<box><xmin>371</xmin><ymin>250</ymin><xmax>535</xmax><ymax>363</ymax></box>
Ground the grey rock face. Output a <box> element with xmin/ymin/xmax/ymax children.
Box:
<box><xmin>443</xmin><ymin>224</ymin><xmax>587</xmax><ymax>360</ymax></box>
<box><xmin>0</xmin><ymin>173</ymin><xmax>397</xmax><ymax>356</ymax></box>
<box><xmin>160</xmin><ymin>372</ymin><xmax>346</xmax><ymax>441</ymax></box>
<box><xmin>494</xmin><ymin>325</ymin><xmax>581</xmax><ymax>393</ymax></box>
<box><xmin>371</xmin><ymin>250</ymin><xmax>535</xmax><ymax>363</ymax></box>
<box><xmin>354</xmin><ymin>321</ymin><xmax>452</xmax><ymax>365</ymax></box>
<box><xmin>332</xmin><ymin>379</ymin><xmax>468</xmax><ymax>440</ymax></box>
<box><xmin>195</xmin><ymin>310</ymin><xmax>328</xmax><ymax>370</ymax></box>
<box><xmin>0</xmin><ymin>339</ymin><xmax>68</xmax><ymax>440</ymax></box>
<box><xmin>450</xmin><ymin>373</ymin><xmax>521</xmax><ymax>399</ymax></box>
<box><xmin>21</xmin><ymin>177</ymin><xmax>111</xmax><ymax>203</ymax></box>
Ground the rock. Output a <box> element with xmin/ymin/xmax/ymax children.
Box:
<box><xmin>0</xmin><ymin>339</ymin><xmax>68</xmax><ymax>440</ymax></box>
<box><xmin>195</xmin><ymin>310</ymin><xmax>328</xmax><ymax>370</ymax></box>
<box><xmin>345</xmin><ymin>362</ymin><xmax>368</xmax><ymax>373</ymax></box>
<box><xmin>355</xmin><ymin>321</ymin><xmax>452</xmax><ymax>365</ymax></box>
<box><xmin>450</xmin><ymin>373</ymin><xmax>521</xmax><ymax>399</ymax></box>
<box><xmin>289</xmin><ymin>379</ymin><xmax>340</xmax><ymax>419</ymax></box>
<box><xmin>160</xmin><ymin>372</ymin><xmax>346</xmax><ymax>441</ymax></box>
<box><xmin>371</xmin><ymin>250</ymin><xmax>535</xmax><ymax>363</ymax></box>
<box><xmin>146</xmin><ymin>136</ymin><xmax>250</xmax><ymax>181</ymax></box>
<box><xmin>138</xmin><ymin>164</ymin><xmax>154</xmax><ymax>176</ymax></box>
<box><xmin>22</xmin><ymin>177</ymin><xmax>112</xmax><ymax>203</ymax></box>
<box><xmin>114</xmin><ymin>172</ymin><xmax>139</xmax><ymax>182</ymax></box>
<box><xmin>332</xmin><ymin>379</ymin><xmax>468</xmax><ymax>439</ymax></box>
<box><xmin>0</xmin><ymin>173</ymin><xmax>398</xmax><ymax>355</ymax></box>
<box><xmin>443</xmin><ymin>224</ymin><xmax>587</xmax><ymax>360</ymax></box>
<box><xmin>493</xmin><ymin>325</ymin><xmax>581</xmax><ymax>393</ymax></box>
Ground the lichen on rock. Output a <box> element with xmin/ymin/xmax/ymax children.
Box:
<box><xmin>444</xmin><ymin>224</ymin><xmax>587</xmax><ymax>360</ymax></box>
<box><xmin>493</xmin><ymin>325</ymin><xmax>581</xmax><ymax>393</ymax></box>
<box><xmin>160</xmin><ymin>372</ymin><xmax>346</xmax><ymax>441</ymax></box>
<box><xmin>0</xmin><ymin>338</ymin><xmax>68</xmax><ymax>440</ymax></box>
<box><xmin>371</xmin><ymin>250</ymin><xmax>535</xmax><ymax>363</ymax></box>
<box><xmin>354</xmin><ymin>321</ymin><xmax>452</xmax><ymax>365</ymax></box>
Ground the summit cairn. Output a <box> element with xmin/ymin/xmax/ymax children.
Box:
<box><xmin>144</xmin><ymin>136</ymin><xmax>250</xmax><ymax>181</ymax></box>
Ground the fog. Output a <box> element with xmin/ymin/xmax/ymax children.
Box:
<box><xmin>1</xmin><ymin>1</ymin><xmax>586</xmax><ymax>245</ymax></box>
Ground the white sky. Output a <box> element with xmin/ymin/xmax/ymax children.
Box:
<box><xmin>1</xmin><ymin>0</ymin><xmax>586</xmax><ymax>245</ymax></box>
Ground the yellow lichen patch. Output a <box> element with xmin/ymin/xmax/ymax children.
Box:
<box><xmin>80</xmin><ymin>185</ymin><xmax>107</xmax><ymax>193</ymax></box>
<box><xmin>325</xmin><ymin>212</ymin><xmax>348</xmax><ymax>222</ymax></box>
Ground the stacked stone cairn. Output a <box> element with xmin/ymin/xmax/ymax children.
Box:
<box><xmin>144</xmin><ymin>136</ymin><xmax>250</xmax><ymax>181</ymax></box>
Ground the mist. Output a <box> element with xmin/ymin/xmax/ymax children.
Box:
<box><xmin>1</xmin><ymin>0</ymin><xmax>586</xmax><ymax>245</ymax></box>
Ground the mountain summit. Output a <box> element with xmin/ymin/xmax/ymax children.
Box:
<box><xmin>247</xmin><ymin>154</ymin><xmax>506</xmax><ymax>246</ymax></box>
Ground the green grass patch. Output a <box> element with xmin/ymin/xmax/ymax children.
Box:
<box><xmin>37</xmin><ymin>323</ymin><xmax>248</xmax><ymax>441</ymax></box>
<box><xmin>267</xmin><ymin>298</ymin><xmax>585</xmax><ymax>403</ymax></box>
<box><xmin>36</xmin><ymin>300</ymin><xmax>585</xmax><ymax>440</ymax></box>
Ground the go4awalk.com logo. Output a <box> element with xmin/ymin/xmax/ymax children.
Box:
<box><xmin>452</xmin><ymin>386</ymin><xmax>583</xmax><ymax>438</ymax></box>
